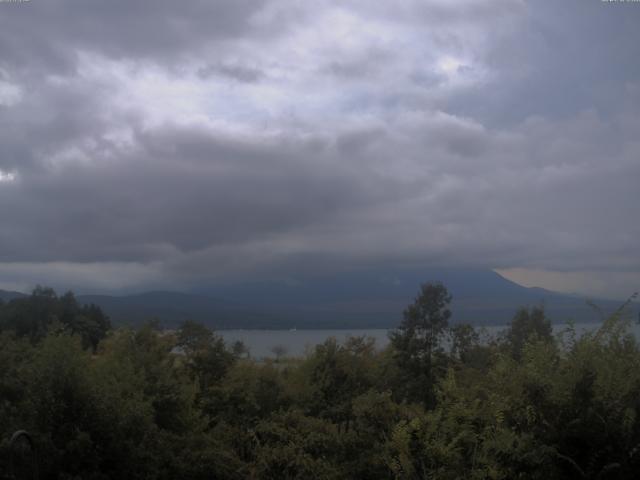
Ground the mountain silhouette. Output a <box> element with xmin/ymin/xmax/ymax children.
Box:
<box><xmin>1</xmin><ymin>269</ymin><xmax>634</xmax><ymax>329</ymax></box>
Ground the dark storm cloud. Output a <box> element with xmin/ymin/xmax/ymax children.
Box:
<box><xmin>197</xmin><ymin>63</ymin><xmax>265</xmax><ymax>83</ymax></box>
<box><xmin>0</xmin><ymin>76</ymin><xmax>120</xmax><ymax>172</ymax></box>
<box><xmin>448</xmin><ymin>0</ymin><xmax>640</xmax><ymax>125</ymax></box>
<box><xmin>0</xmin><ymin>0</ymin><xmax>280</xmax><ymax>74</ymax></box>
<box><xmin>0</xmin><ymin>0</ymin><xmax>639</xmax><ymax>296</ymax></box>
<box><xmin>0</xmin><ymin>121</ymin><xmax>406</xmax><ymax>263</ymax></box>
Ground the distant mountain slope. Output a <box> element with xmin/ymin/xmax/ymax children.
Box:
<box><xmin>76</xmin><ymin>291</ymin><xmax>279</xmax><ymax>329</ymax></box>
<box><xmin>3</xmin><ymin>269</ymin><xmax>636</xmax><ymax>329</ymax></box>
<box><xmin>0</xmin><ymin>289</ymin><xmax>27</xmax><ymax>302</ymax></box>
<box><xmin>201</xmin><ymin>267</ymin><xmax>636</xmax><ymax>328</ymax></box>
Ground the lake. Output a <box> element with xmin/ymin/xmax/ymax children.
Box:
<box><xmin>219</xmin><ymin>322</ymin><xmax>640</xmax><ymax>359</ymax></box>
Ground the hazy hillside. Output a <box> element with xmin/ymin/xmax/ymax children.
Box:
<box><xmin>0</xmin><ymin>289</ymin><xmax>27</xmax><ymax>302</ymax></box>
<box><xmin>3</xmin><ymin>269</ymin><xmax>633</xmax><ymax>329</ymax></box>
<box><xmin>203</xmin><ymin>268</ymin><xmax>633</xmax><ymax>328</ymax></box>
<box><xmin>76</xmin><ymin>291</ymin><xmax>281</xmax><ymax>329</ymax></box>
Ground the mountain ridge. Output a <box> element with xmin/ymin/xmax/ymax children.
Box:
<box><xmin>1</xmin><ymin>269</ymin><xmax>636</xmax><ymax>329</ymax></box>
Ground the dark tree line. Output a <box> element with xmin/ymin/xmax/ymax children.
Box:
<box><xmin>0</xmin><ymin>287</ymin><xmax>110</xmax><ymax>351</ymax></box>
<box><xmin>0</xmin><ymin>284</ymin><xmax>639</xmax><ymax>479</ymax></box>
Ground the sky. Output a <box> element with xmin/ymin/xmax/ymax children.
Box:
<box><xmin>0</xmin><ymin>0</ymin><xmax>639</xmax><ymax>299</ymax></box>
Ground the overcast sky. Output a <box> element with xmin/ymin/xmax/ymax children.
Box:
<box><xmin>0</xmin><ymin>0</ymin><xmax>639</xmax><ymax>298</ymax></box>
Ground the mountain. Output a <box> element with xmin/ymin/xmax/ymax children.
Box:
<box><xmin>0</xmin><ymin>289</ymin><xmax>27</xmax><ymax>302</ymax></box>
<box><xmin>201</xmin><ymin>267</ymin><xmax>635</xmax><ymax>328</ymax></box>
<box><xmin>2</xmin><ymin>269</ymin><xmax>635</xmax><ymax>329</ymax></box>
<box><xmin>76</xmin><ymin>291</ymin><xmax>280</xmax><ymax>329</ymax></box>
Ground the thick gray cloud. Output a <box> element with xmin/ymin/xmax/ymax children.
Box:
<box><xmin>0</xmin><ymin>0</ymin><xmax>639</xmax><ymax>296</ymax></box>
<box><xmin>450</xmin><ymin>1</ymin><xmax>640</xmax><ymax>124</ymax></box>
<box><xmin>0</xmin><ymin>0</ymin><xmax>278</xmax><ymax>73</ymax></box>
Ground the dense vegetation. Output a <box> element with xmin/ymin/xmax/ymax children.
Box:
<box><xmin>1</xmin><ymin>285</ymin><xmax>639</xmax><ymax>479</ymax></box>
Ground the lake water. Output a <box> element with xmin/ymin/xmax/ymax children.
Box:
<box><xmin>219</xmin><ymin>322</ymin><xmax>640</xmax><ymax>359</ymax></box>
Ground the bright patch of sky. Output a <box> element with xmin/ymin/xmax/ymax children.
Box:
<box><xmin>0</xmin><ymin>170</ymin><xmax>16</xmax><ymax>182</ymax></box>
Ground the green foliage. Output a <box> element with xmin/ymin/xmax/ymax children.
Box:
<box><xmin>0</xmin><ymin>286</ymin><xmax>110</xmax><ymax>350</ymax></box>
<box><xmin>177</xmin><ymin>319</ymin><xmax>237</xmax><ymax>393</ymax></box>
<box><xmin>389</xmin><ymin>282</ymin><xmax>452</xmax><ymax>406</ymax></box>
<box><xmin>450</xmin><ymin>323</ymin><xmax>480</xmax><ymax>363</ymax></box>
<box><xmin>505</xmin><ymin>305</ymin><xmax>553</xmax><ymax>359</ymax></box>
<box><xmin>303</xmin><ymin>336</ymin><xmax>377</xmax><ymax>424</ymax></box>
<box><xmin>1</xmin><ymin>285</ymin><xmax>639</xmax><ymax>479</ymax></box>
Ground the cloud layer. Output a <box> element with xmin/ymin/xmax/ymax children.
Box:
<box><xmin>0</xmin><ymin>0</ymin><xmax>639</xmax><ymax>296</ymax></box>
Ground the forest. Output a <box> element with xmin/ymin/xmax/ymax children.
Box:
<box><xmin>0</xmin><ymin>284</ymin><xmax>639</xmax><ymax>479</ymax></box>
